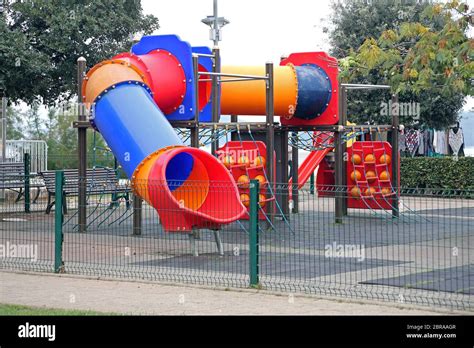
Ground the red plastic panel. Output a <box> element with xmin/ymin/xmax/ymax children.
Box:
<box><xmin>346</xmin><ymin>141</ymin><xmax>400</xmax><ymax>210</ymax></box>
<box><xmin>114</xmin><ymin>50</ymin><xmax>187</xmax><ymax>115</ymax></box>
<box><xmin>316</xmin><ymin>157</ymin><xmax>335</xmax><ymax>197</ymax></box>
<box><xmin>217</xmin><ymin>141</ymin><xmax>276</xmax><ymax>221</ymax></box>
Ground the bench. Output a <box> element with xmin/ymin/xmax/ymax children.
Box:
<box><xmin>0</xmin><ymin>162</ymin><xmax>43</xmax><ymax>203</ymax></box>
<box><xmin>40</xmin><ymin>168</ymin><xmax>130</xmax><ymax>214</ymax></box>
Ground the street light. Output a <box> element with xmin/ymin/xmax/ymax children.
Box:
<box><xmin>201</xmin><ymin>0</ymin><xmax>229</xmax><ymax>46</ymax></box>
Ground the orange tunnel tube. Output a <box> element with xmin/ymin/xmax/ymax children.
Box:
<box><xmin>220</xmin><ymin>65</ymin><xmax>298</xmax><ymax>119</ymax></box>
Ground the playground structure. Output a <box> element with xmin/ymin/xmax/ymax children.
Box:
<box><xmin>76</xmin><ymin>34</ymin><xmax>401</xmax><ymax>239</ymax></box>
<box><xmin>1</xmin><ymin>31</ymin><xmax>471</xmax><ymax>313</ymax></box>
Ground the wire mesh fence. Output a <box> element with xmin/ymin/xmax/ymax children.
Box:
<box><xmin>0</xmin><ymin>174</ymin><xmax>472</xmax><ymax>310</ymax></box>
<box><xmin>61</xmin><ymin>179</ymin><xmax>250</xmax><ymax>288</ymax></box>
<box><xmin>0</xmin><ymin>183</ymin><xmax>55</xmax><ymax>272</ymax></box>
<box><xmin>260</xmin><ymin>184</ymin><xmax>473</xmax><ymax>310</ymax></box>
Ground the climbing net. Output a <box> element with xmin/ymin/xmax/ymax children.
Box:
<box><xmin>175</xmin><ymin>127</ymin><xmax>236</xmax><ymax>147</ymax></box>
<box><xmin>288</xmin><ymin>130</ymin><xmax>364</xmax><ymax>151</ymax></box>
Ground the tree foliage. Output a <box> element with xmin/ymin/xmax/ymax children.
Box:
<box><xmin>329</xmin><ymin>0</ymin><xmax>432</xmax><ymax>59</ymax></box>
<box><xmin>0</xmin><ymin>0</ymin><xmax>159</xmax><ymax>105</ymax></box>
<box><xmin>331</xmin><ymin>0</ymin><xmax>472</xmax><ymax>129</ymax></box>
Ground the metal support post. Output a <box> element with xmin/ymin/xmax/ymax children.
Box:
<box><xmin>54</xmin><ymin>171</ymin><xmax>64</xmax><ymax>273</ymax></box>
<box><xmin>211</xmin><ymin>47</ymin><xmax>220</xmax><ymax>155</ymax></box>
<box><xmin>391</xmin><ymin>94</ymin><xmax>400</xmax><ymax>218</ymax></box>
<box><xmin>77</xmin><ymin>57</ymin><xmax>87</xmax><ymax>233</ymax></box>
<box><xmin>24</xmin><ymin>153</ymin><xmax>30</xmax><ymax>213</ymax></box>
<box><xmin>191</xmin><ymin>55</ymin><xmax>200</xmax><ymax>148</ymax></box>
<box><xmin>132</xmin><ymin>194</ymin><xmax>142</xmax><ymax>236</ymax></box>
<box><xmin>265</xmin><ymin>62</ymin><xmax>275</xmax><ymax>224</ymax></box>
<box><xmin>291</xmin><ymin>131</ymin><xmax>299</xmax><ymax>213</ymax></box>
<box><xmin>249</xmin><ymin>180</ymin><xmax>260</xmax><ymax>287</ymax></box>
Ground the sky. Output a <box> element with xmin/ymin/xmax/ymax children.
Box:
<box><xmin>142</xmin><ymin>0</ymin><xmax>473</xmax><ymax>112</ymax></box>
<box><xmin>141</xmin><ymin>0</ymin><xmax>333</xmax><ymax>65</ymax></box>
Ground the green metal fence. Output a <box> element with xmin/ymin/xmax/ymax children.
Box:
<box><xmin>0</xmin><ymin>171</ymin><xmax>473</xmax><ymax>311</ymax></box>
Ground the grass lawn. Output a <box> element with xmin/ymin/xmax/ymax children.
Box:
<box><xmin>0</xmin><ymin>303</ymin><xmax>115</xmax><ymax>316</ymax></box>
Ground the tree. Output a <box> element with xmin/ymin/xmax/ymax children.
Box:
<box><xmin>330</xmin><ymin>0</ymin><xmax>471</xmax><ymax>129</ymax></box>
<box><xmin>5</xmin><ymin>105</ymin><xmax>24</xmax><ymax>140</ymax></box>
<box><xmin>328</xmin><ymin>0</ymin><xmax>432</xmax><ymax>126</ymax></box>
<box><xmin>41</xmin><ymin>105</ymin><xmax>114</xmax><ymax>170</ymax></box>
<box><xmin>0</xmin><ymin>0</ymin><xmax>159</xmax><ymax>105</ymax></box>
<box><xmin>340</xmin><ymin>0</ymin><xmax>472</xmax><ymax>129</ymax></box>
<box><xmin>25</xmin><ymin>102</ymin><xmax>45</xmax><ymax>139</ymax></box>
<box><xmin>329</xmin><ymin>0</ymin><xmax>432</xmax><ymax>59</ymax></box>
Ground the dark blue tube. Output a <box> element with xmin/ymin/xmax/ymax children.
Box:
<box><xmin>294</xmin><ymin>65</ymin><xmax>332</xmax><ymax>120</ymax></box>
<box><xmin>165</xmin><ymin>152</ymin><xmax>194</xmax><ymax>192</ymax></box>
<box><xmin>92</xmin><ymin>83</ymin><xmax>183</xmax><ymax>177</ymax></box>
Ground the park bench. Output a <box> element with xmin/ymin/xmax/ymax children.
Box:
<box><xmin>40</xmin><ymin>168</ymin><xmax>130</xmax><ymax>214</ymax></box>
<box><xmin>0</xmin><ymin>162</ymin><xmax>43</xmax><ymax>203</ymax></box>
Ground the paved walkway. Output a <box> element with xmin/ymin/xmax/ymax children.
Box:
<box><xmin>0</xmin><ymin>271</ymin><xmax>465</xmax><ymax>315</ymax></box>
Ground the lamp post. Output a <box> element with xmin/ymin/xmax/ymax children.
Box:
<box><xmin>201</xmin><ymin>0</ymin><xmax>229</xmax><ymax>46</ymax></box>
<box><xmin>201</xmin><ymin>0</ymin><xmax>229</xmax><ymax>154</ymax></box>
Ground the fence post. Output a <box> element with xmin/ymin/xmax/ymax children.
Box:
<box><xmin>249</xmin><ymin>179</ymin><xmax>260</xmax><ymax>287</ymax></box>
<box><xmin>24</xmin><ymin>152</ymin><xmax>30</xmax><ymax>213</ymax></box>
<box><xmin>132</xmin><ymin>194</ymin><xmax>142</xmax><ymax>236</ymax></box>
<box><xmin>310</xmin><ymin>172</ymin><xmax>315</xmax><ymax>194</ymax></box>
<box><xmin>391</xmin><ymin>93</ymin><xmax>400</xmax><ymax>218</ymax></box>
<box><xmin>54</xmin><ymin>170</ymin><xmax>64</xmax><ymax>273</ymax></box>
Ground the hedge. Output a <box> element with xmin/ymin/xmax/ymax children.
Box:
<box><xmin>400</xmin><ymin>157</ymin><xmax>474</xmax><ymax>190</ymax></box>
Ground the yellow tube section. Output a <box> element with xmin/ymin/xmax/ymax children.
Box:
<box><xmin>220</xmin><ymin>65</ymin><xmax>298</xmax><ymax>118</ymax></box>
<box><xmin>82</xmin><ymin>60</ymin><xmax>147</xmax><ymax>105</ymax></box>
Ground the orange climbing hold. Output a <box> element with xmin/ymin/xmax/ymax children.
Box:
<box><xmin>364</xmin><ymin>187</ymin><xmax>376</xmax><ymax>196</ymax></box>
<box><xmin>254</xmin><ymin>174</ymin><xmax>267</xmax><ymax>186</ymax></box>
<box><xmin>240</xmin><ymin>193</ymin><xmax>250</xmax><ymax>207</ymax></box>
<box><xmin>364</xmin><ymin>154</ymin><xmax>375</xmax><ymax>163</ymax></box>
<box><xmin>350</xmin><ymin>170</ymin><xmax>361</xmax><ymax>182</ymax></box>
<box><xmin>351</xmin><ymin>154</ymin><xmax>362</xmax><ymax>165</ymax></box>
<box><xmin>350</xmin><ymin>186</ymin><xmax>361</xmax><ymax>197</ymax></box>
<box><xmin>253</xmin><ymin>155</ymin><xmax>266</xmax><ymax>167</ymax></box>
<box><xmin>237</xmin><ymin>175</ymin><xmax>250</xmax><ymax>188</ymax></box>
<box><xmin>366</xmin><ymin>170</ymin><xmax>377</xmax><ymax>182</ymax></box>
<box><xmin>379</xmin><ymin>154</ymin><xmax>391</xmax><ymax>165</ymax></box>
<box><xmin>380</xmin><ymin>171</ymin><xmax>390</xmax><ymax>181</ymax></box>
<box><xmin>222</xmin><ymin>154</ymin><xmax>235</xmax><ymax>169</ymax></box>
<box><xmin>258</xmin><ymin>194</ymin><xmax>266</xmax><ymax>207</ymax></box>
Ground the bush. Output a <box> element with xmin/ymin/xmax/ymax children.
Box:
<box><xmin>400</xmin><ymin>157</ymin><xmax>474</xmax><ymax>190</ymax></box>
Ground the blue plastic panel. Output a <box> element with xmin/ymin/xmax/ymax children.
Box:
<box><xmin>93</xmin><ymin>83</ymin><xmax>183</xmax><ymax>177</ymax></box>
<box><xmin>132</xmin><ymin>35</ymin><xmax>196</xmax><ymax>121</ymax></box>
<box><xmin>165</xmin><ymin>152</ymin><xmax>194</xmax><ymax>191</ymax></box>
<box><xmin>294</xmin><ymin>64</ymin><xmax>332</xmax><ymax>120</ymax></box>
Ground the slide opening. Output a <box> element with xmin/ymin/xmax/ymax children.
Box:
<box><xmin>154</xmin><ymin>148</ymin><xmax>245</xmax><ymax>220</ymax></box>
<box><xmin>164</xmin><ymin>151</ymin><xmax>210</xmax><ymax>211</ymax></box>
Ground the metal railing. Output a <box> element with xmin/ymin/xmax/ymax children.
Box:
<box><xmin>5</xmin><ymin>140</ymin><xmax>48</xmax><ymax>174</ymax></box>
<box><xmin>0</xmin><ymin>175</ymin><xmax>472</xmax><ymax>310</ymax></box>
